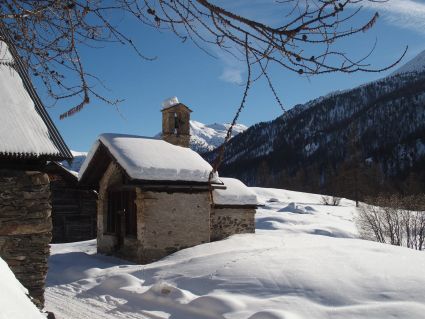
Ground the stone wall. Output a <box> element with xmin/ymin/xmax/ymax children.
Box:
<box><xmin>140</xmin><ymin>191</ymin><xmax>211</xmax><ymax>263</ymax></box>
<box><xmin>161</xmin><ymin>104</ymin><xmax>191</xmax><ymax>147</ymax></box>
<box><xmin>96</xmin><ymin>163</ymin><xmax>211</xmax><ymax>264</ymax></box>
<box><xmin>162</xmin><ymin>134</ymin><xmax>190</xmax><ymax>148</ymax></box>
<box><xmin>210</xmin><ymin>207</ymin><xmax>255</xmax><ymax>241</ymax></box>
<box><xmin>0</xmin><ymin>169</ymin><xmax>52</xmax><ymax>307</ymax></box>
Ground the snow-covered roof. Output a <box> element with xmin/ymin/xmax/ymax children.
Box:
<box><xmin>0</xmin><ymin>38</ymin><xmax>71</xmax><ymax>160</ymax></box>
<box><xmin>213</xmin><ymin>177</ymin><xmax>259</xmax><ymax>206</ymax></box>
<box><xmin>79</xmin><ymin>133</ymin><xmax>221</xmax><ymax>184</ymax></box>
<box><xmin>162</xmin><ymin>96</ymin><xmax>179</xmax><ymax>109</ymax></box>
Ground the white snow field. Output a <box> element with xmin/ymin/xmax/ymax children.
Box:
<box><xmin>45</xmin><ymin>188</ymin><xmax>425</xmax><ymax>319</ymax></box>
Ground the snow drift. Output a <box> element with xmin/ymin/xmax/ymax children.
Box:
<box><xmin>45</xmin><ymin>187</ymin><xmax>425</xmax><ymax>319</ymax></box>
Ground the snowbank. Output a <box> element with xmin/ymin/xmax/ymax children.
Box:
<box><xmin>0</xmin><ymin>257</ymin><xmax>45</xmax><ymax>319</ymax></box>
<box><xmin>45</xmin><ymin>188</ymin><xmax>425</xmax><ymax>319</ymax></box>
<box><xmin>79</xmin><ymin>133</ymin><xmax>220</xmax><ymax>183</ymax></box>
<box><xmin>213</xmin><ymin>177</ymin><xmax>259</xmax><ymax>205</ymax></box>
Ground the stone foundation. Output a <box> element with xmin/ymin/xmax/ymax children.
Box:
<box><xmin>211</xmin><ymin>207</ymin><xmax>255</xmax><ymax>241</ymax></box>
<box><xmin>0</xmin><ymin>169</ymin><xmax>52</xmax><ymax>307</ymax></box>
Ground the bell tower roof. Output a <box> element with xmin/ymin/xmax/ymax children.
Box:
<box><xmin>161</xmin><ymin>102</ymin><xmax>193</xmax><ymax>113</ymax></box>
<box><xmin>161</xmin><ymin>97</ymin><xmax>193</xmax><ymax>113</ymax></box>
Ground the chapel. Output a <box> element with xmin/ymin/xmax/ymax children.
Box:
<box><xmin>78</xmin><ymin>97</ymin><xmax>258</xmax><ymax>263</ymax></box>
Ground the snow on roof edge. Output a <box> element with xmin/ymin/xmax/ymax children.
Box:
<box><xmin>213</xmin><ymin>177</ymin><xmax>259</xmax><ymax>206</ymax></box>
<box><xmin>0</xmin><ymin>36</ymin><xmax>71</xmax><ymax>160</ymax></box>
<box><xmin>78</xmin><ymin>140</ymin><xmax>100</xmax><ymax>182</ymax></box>
<box><xmin>79</xmin><ymin>134</ymin><xmax>221</xmax><ymax>184</ymax></box>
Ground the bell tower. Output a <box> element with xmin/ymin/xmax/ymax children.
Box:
<box><xmin>161</xmin><ymin>97</ymin><xmax>192</xmax><ymax>147</ymax></box>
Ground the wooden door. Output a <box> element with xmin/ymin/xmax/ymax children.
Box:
<box><xmin>107</xmin><ymin>190</ymin><xmax>137</xmax><ymax>248</ymax></box>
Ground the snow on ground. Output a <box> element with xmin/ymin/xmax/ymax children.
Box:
<box><xmin>0</xmin><ymin>257</ymin><xmax>45</xmax><ymax>319</ymax></box>
<box><xmin>45</xmin><ymin>188</ymin><xmax>425</xmax><ymax>319</ymax></box>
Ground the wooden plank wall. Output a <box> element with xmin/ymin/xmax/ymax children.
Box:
<box><xmin>49</xmin><ymin>174</ymin><xmax>97</xmax><ymax>243</ymax></box>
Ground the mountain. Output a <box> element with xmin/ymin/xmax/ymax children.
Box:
<box><xmin>62</xmin><ymin>121</ymin><xmax>247</xmax><ymax>174</ymax></box>
<box><xmin>205</xmin><ymin>51</ymin><xmax>425</xmax><ymax>197</ymax></box>
<box><xmin>393</xmin><ymin>49</ymin><xmax>425</xmax><ymax>75</ymax></box>
<box><xmin>154</xmin><ymin>120</ymin><xmax>247</xmax><ymax>153</ymax></box>
<box><xmin>189</xmin><ymin>120</ymin><xmax>247</xmax><ymax>153</ymax></box>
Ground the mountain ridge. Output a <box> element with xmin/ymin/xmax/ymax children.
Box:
<box><xmin>205</xmin><ymin>50</ymin><xmax>425</xmax><ymax>196</ymax></box>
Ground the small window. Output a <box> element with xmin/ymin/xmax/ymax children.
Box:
<box><xmin>107</xmin><ymin>190</ymin><xmax>137</xmax><ymax>237</ymax></box>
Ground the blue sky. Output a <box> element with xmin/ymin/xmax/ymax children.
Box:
<box><xmin>40</xmin><ymin>0</ymin><xmax>425</xmax><ymax>151</ymax></box>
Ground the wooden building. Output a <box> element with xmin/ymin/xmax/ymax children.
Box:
<box><xmin>0</xmin><ymin>31</ymin><xmax>72</xmax><ymax>307</ymax></box>
<box><xmin>45</xmin><ymin>162</ymin><xmax>97</xmax><ymax>243</ymax></box>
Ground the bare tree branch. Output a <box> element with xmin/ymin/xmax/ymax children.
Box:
<box><xmin>0</xmin><ymin>0</ymin><xmax>405</xmax><ymax>119</ymax></box>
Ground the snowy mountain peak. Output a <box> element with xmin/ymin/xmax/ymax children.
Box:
<box><xmin>393</xmin><ymin>49</ymin><xmax>425</xmax><ymax>75</ymax></box>
<box><xmin>189</xmin><ymin>120</ymin><xmax>248</xmax><ymax>153</ymax></box>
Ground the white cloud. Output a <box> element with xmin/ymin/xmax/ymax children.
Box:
<box><xmin>362</xmin><ymin>0</ymin><xmax>425</xmax><ymax>35</ymax></box>
<box><xmin>215</xmin><ymin>0</ymin><xmax>425</xmax><ymax>84</ymax></box>
<box><xmin>219</xmin><ymin>67</ymin><xmax>243</xmax><ymax>84</ymax></box>
<box><xmin>211</xmin><ymin>0</ymin><xmax>278</xmax><ymax>84</ymax></box>
<box><xmin>213</xmin><ymin>47</ymin><xmax>245</xmax><ymax>85</ymax></box>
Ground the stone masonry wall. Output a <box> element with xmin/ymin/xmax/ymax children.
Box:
<box><xmin>0</xmin><ymin>169</ymin><xmax>52</xmax><ymax>307</ymax></box>
<box><xmin>162</xmin><ymin>104</ymin><xmax>191</xmax><ymax>147</ymax></box>
<box><xmin>210</xmin><ymin>207</ymin><xmax>255</xmax><ymax>241</ymax></box>
<box><xmin>96</xmin><ymin>162</ymin><xmax>211</xmax><ymax>264</ymax></box>
<box><xmin>140</xmin><ymin>191</ymin><xmax>211</xmax><ymax>263</ymax></box>
<box><xmin>162</xmin><ymin>134</ymin><xmax>190</xmax><ymax>148</ymax></box>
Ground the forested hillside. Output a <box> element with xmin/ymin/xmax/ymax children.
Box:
<box><xmin>206</xmin><ymin>69</ymin><xmax>425</xmax><ymax>199</ymax></box>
